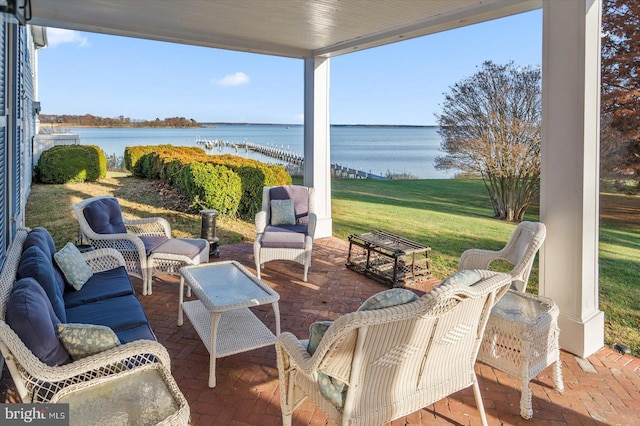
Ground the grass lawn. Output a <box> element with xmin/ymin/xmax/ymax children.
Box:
<box><xmin>25</xmin><ymin>173</ymin><xmax>640</xmax><ymax>356</ymax></box>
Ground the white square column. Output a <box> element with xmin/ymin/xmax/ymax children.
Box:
<box><xmin>540</xmin><ymin>0</ymin><xmax>604</xmax><ymax>358</ymax></box>
<box><xmin>303</xmin><ymin>57</ymin><xmax>332</xmax><ymax>238</ymax></box>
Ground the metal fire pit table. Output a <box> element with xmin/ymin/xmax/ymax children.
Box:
<box><xmin>346</xmin><ymin>230</ymin><xmax>431</xmax><ymax>288</ymax></box>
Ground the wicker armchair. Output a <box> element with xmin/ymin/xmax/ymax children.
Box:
<box><xmin>254</xmin><ymin>185</ymin><xmax>316</xmax><ymax>281</ymax></box>
<box><xmin>71</xmin><ymin>195</ymin><xmax>209</xmax><ymax>295</ymax></box>
<box><xmin>0</xmin><ymin>229</ymin><xmax>189</xmax><ymax>426</ymax></box>
<box><xmin>458</xmin><ymin>221</ymin><xmax>546</xmax><ymax>292</ymax></box>
<box><xmin>275</xmin><ymin>271</ymin><xmax>512</xmax><ymax>426</ymax></box>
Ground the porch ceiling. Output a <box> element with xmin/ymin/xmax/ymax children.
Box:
<box><xmin>29</xmin><ymin>0</ymin><xmax>540</xmax><ymax>58</ymax></box>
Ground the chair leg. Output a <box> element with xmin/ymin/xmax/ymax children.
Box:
<box><xmin>472</xmin><ymin>374</ymin><xmax>488</xmax><ymax>426</ymax></box>
<box><xmin>303</xmin><ymin>263</ymin><xmax>309</xmax><ymax>282</ymax></box>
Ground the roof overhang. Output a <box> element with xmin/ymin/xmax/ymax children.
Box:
<box><xmin>29</xmin><ymin>0</ymin><xmax>541</xmax><ymax>58</ymax></box>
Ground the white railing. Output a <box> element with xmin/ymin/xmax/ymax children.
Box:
<box><xmin>33</xmin><ymin>133</ymin><xmax>81</xmax><ymax>165</ymax></box>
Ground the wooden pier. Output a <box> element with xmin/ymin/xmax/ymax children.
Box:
<box><xmin>196</xmin><ymin>139</ymin><xmax>387</xmax><ymax>179</ymax></box>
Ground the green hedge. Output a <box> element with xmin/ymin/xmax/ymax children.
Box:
<box><xmin>126</xmin><ymin>145</ymin><xmax>291</xmax><ymax>217</ymax></box>
<box><xmin>36</xmin><ymin>145</ymin><xmax>106</xmax><ymax>184</ymax></box>
<box><xmin>182</xmin><ymin>162</ymin><xmax>242</xmax><ymax>216</ymax></box>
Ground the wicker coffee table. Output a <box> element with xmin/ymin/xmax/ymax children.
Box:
<box><xmin>178</xmin><ymin>261</ymin><xmax>280</xmax><ymax>387</ymax></box>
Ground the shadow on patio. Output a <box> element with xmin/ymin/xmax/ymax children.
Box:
<box><xmin>2</xmin><ymin>237</ymin><xmax>638</xmax><ymax>425</ymax></box>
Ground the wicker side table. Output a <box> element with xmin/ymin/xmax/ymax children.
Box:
<box><xmin>477</xmin><ymin>290</ymin><xmax>564</xmax><ymax>419</ymax></box>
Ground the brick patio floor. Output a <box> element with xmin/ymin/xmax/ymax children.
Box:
<box><xmin>2</xmin><ymin>237</ymin><xmax>640</xmax><ymax>425</ymax></box>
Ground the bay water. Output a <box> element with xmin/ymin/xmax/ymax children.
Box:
<box><xmin>67</xmin><ymin>124</ymin><xmax>452</xmax><ymax>179</ymax></box>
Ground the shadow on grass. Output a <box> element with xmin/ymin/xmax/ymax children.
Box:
<box><xmin>25</xmin><ymin>174</ymin><xmax>248</xmax><ymax>248</ymax></box>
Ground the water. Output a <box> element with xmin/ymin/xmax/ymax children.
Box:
<box><xmin>65</xmin><ymin>124</ymin><xmax>453</xmax><ymax>179</ymax></box>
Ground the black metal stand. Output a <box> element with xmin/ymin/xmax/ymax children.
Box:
<box><xmin>200</xmin><ymin>209</ymin><xmax>220</xmax><ymax>258</ymax></box>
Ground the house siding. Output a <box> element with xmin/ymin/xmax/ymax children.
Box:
<box><xmin>0</xmin><ymin>17</ymin><xmax>40</xmax><ymax>268</ymax></box>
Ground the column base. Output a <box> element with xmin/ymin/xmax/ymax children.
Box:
<box><xmin>558</xmin><ymin>310</ymin><xmax>604</xmax><ymax>358</ymax></box>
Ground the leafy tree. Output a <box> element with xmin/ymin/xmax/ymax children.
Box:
<box><xmin>435</xmin><ymin>61</ymin><xmax>541</xmax><ymax>222</ymax></box>
<box><xmin>601</xmin><ymin>0</ymin><xmax>640</xmax><ymax>191</ymax></box>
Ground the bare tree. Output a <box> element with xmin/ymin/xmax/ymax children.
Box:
<box><xmin>435</xmin><ymin>61</ymin><xmax>541</xmax><ymax>222</ymax></box>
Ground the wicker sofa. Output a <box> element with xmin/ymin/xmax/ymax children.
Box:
<box><xmin>0</xmin><ymin>227</ymin><xmax>188</xmax><ymax>424</ymax></box>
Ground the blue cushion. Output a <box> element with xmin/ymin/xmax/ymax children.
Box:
<box><xmin>23</xmin><ymin>228</ymin><xmax>66</xmax><ymax>295</ymax></box>
<box><xmin>65</xmin><ymin>295</ymin><xmax>150</xmax><ymax>333</ymax></box>
<box><xmin>24</xmin><ymin>227</ymin><xmax>57</xmax><ymax>259</ymax></box>
<box><xmin>54</xmin><ymin>242</ymin><xmax>93</xmax><ymax>291</ymax></box>
<box><xmin>17</xmin><ymin>246</ymin><xmax>67</xmax><ymax>323</ymax></box>
<box><xmin>139</xmin><ymin>235</ymin><xmax>170</xmax><ymax>256</ymax></box>
<box><xmin>82</xmin><ymin>197</ymin><xmax>127</xmax><ymax>234</ymax></box>
<box><xmin>64</xmin><ymin>266</ymin><xmax>134</xmax><ymax>309</ymax></box>
<box><xmin>261</xmin><ymin>228</ymin><xmax>306</xmax><ymax>249</ymax></box>
<box><xmin>264</xmin><ymin>224</ymin><xmax>308</xmax><ymax>234</ymax></box>
<box><xmin>151</xmin><ymin>238</ymin><xmax>208</xmax><ymax>259</ymax></box>
<box><xmin>114</xmin><ymin>323</ymin><xmax>156</xmax><ymax>343</ymax></box>
<box><xmin>6</xmin><ymin>278</ymin><xmax>71</xmax><ymax>366</ymax></box>
<box><xmin>440</xmin><ymin>270</ymin><xmax>482</xmax><ymax>287</ymax></box>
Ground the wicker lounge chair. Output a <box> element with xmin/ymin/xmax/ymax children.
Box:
<box><xmin>275</xmin><ymin>270</ymin><xmax>512</xmax><ymax>426</ymax></box>
<box><xmin>254</xmin><ymin>185</ymin><xmax>316</xmax><ymax>281</ymax></box>
<box><xmin>459</xmin><ymin>222</ymin><xmax>563</xmax><ymax>419</ymax></box>
<box><xmin>70</xmin><ymin>195</ymin><xmax>209</xmax><ymax>295</ymax></box>
<box><xmin>458</xmin><ymin>221</ymin><xmax>546</xmax><ymax>292</ymax></box>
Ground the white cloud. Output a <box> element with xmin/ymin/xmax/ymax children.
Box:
<box><xmin>295</xmin><ymin>113</ymin><xmax>304</xmax><ymax>123</ymax></box>
<box><xmin>212</xmin><ymin>72</ymin><xmax>250</xmax><ymax>87</ymax></box>
<box><xmin>47</xmin><ymin>28</ymin><xmax>91</xmax><ymax>47</ymax></box>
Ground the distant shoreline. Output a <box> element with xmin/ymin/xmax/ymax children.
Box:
<box><xmin>47</xmin><ymin>122</ymin><xmax>437</xmax><ymax>129</ymax></box>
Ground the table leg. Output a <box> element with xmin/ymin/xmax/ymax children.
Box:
<box><xmin>178</xmin><ymin>277</ymin><xmax>185</xmax><ymax>326</ymax></box>
<box><xmin>553</xmin><ymin>358</ymin><xmax>564</xmax><ymax>392</ymax></box>
<box><xmin>272</xmin><ymin>302</ymin><xmax>281</xmax><ymax>335</ymax></box>
<box><xmin>209</xmin><ymin>312</ymin><xmax>221</xmax><ymax>388</ymax></box>
<box><xmin>520</xmin><ymin>378</ymin><xmax>533</xmax><ymax>419</ymax></box>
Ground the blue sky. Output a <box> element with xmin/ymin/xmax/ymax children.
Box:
<box><xmin>38</xmin><ymin>9</ymin><xmax>542</xmax><ymax>126</ymax></box>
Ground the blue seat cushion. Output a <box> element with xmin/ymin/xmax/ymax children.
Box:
<box><xmin>269</xmin><ymin>186</ymin><xmax>310</xmax><ymax>225</ymax></box>
<box><xmin>65</xmin><ymin>295</ymin><xmax>150</xmax><ymax>334</ymax></box>
<box><xmin>6</xmin><ymin>278</ymin><xmax>71</xmax><ymax>366</ymax></box>
<box><xmin>151</xmin><ymin>238</ymin><xmax>207</xmax><ymax>259</ymax></box>
<box><xmin>24</xmin><ymin>227</ymin><xmax>57</xmax><ymax>259</ymax></box>
<box><xmin>139</xmin><ymin>235</ymin><xmax>169</xmax><ymax>256</ymax></box>
<box><xmin>23</xmin><ymin>227</ymin><xmax>66</xmax><ymax>295</ymax></box>
<box><xmin>114</xmin><ymin>323</ymin><xmax>156</xmax><ymax>343</ymax></box>
<box><xmin>17</xmin><ymin>246</ymin><xmax>67</xmax><ymax>323</ymax></box>
<box><xmin>83</xmin><ymin>197</ymin><xmax>127</xmax><ymax>234</ymax></box>
<box><xmin>261</xmin><ymin>230</ymin><xmax>306</xmax><ymax>249</ymax></box>
<box><xmin>63</xmin><ymin>266</ymin><xmax>134</xmax><ymax>309</ymax></box>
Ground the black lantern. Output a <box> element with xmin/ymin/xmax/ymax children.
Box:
<box><xmin>200</xmin><ymin>209</ymin><xmax>220</xmax><ymax>258</ymax></box>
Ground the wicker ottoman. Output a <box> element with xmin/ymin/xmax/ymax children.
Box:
<box><xmin>52</xmin><ymin>363</ymin><xmax>190</xmax><ymax>425</ymax></box>
<box><xmin>477</xmin><ymin>290</ymin><xmax>564</xmax><ymax>419</ymax></box>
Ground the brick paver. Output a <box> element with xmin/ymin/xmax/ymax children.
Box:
<box><xmin>2</xmin><ymin>237</ymin><xmax>639</xmax><ymax>425</ymax></box>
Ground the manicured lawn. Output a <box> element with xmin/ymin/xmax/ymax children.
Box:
<box><xmin>25</xmin><ymin>173</ymin><xmax>640</xmax><ymax>355</ymax></box>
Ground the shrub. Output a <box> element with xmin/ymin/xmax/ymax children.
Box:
<box><xmin>182</xmin><ymin>162</ymin><xmax>242</xmax><ymax>216</ymax></box>
<box><xmin>205</xmin><ymin>154</ymin><xmax>292</xmax><ymax>218</ymax></box>
<box><xmin>36</xmin><ymin>145</ymin><xmax>106</xmax><ymax>184</ymax></box>
<box><xmin>125</xmin><ymin>145</ymin><xmax>291</xmax><ymax>217</ymax></box>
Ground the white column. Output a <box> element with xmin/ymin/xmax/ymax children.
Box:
<box><xmin>303</xmin><ymin>57</ymin><xmax>332</xmax><ymax>238</ymax></box>
<box><xmin>540</xmin><ymin>0</ymin><xmax>604</xmax><ymax>358</ymax></box>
